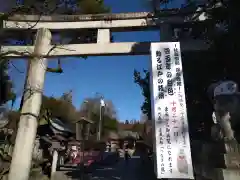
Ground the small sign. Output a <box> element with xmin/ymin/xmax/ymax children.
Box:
<box><xmin>213</xmin><ymin>81</ymin><xmax>238</xmax><ymax>97</ymax></box>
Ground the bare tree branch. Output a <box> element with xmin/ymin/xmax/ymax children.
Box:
<box><xmin>0</xmin><ymin>2</ymin><xmax>63</xmax><ymax>74</ymax></box>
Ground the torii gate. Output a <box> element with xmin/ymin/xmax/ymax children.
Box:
<box><xmin>1</xmin><ymin>11</ymin><xmax>208</xmax><ymax>180</ymax></box>
<box><xmin>2</xmin><ymin>11</ymin><xmax>208</xmax><ymax>57</ymax></box>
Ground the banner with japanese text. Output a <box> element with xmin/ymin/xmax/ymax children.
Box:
<box><xmin>150</xmin><ymin>42</ymin><xmax>194</xmax><ymax>179</ymax></box>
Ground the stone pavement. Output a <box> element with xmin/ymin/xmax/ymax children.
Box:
<box><xmin>53</xmin><ymin>152</ymin><xmax>155</xmax><ymax>180</ymax></box>
<box><xmin>89</xmin><ymin>155</ymin><xmax>143</xmax><ymax>180</ymax></box>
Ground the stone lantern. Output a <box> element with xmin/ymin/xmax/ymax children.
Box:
<box><xmin>75</xmin><ymin>117</ymin><xmax>93</xmax><ymax>141</ymax></box>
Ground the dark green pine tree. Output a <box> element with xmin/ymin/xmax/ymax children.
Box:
<box><xmin>0</xmin><ymin>61</ymin><xmax>15</xmax><ymax>106</ymax></box>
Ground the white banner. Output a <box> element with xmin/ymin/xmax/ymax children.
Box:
<box><xmin>150</xmin><ymin>42</ymin><xmax>194</xmax><ymax>179</ymax></box>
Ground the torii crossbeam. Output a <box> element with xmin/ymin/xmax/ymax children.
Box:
<box><xmin>1</xmin><ymin>11</ymin><xmax>209</xmax><ymax>58</ymax></box>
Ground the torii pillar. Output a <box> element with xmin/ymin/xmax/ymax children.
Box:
<box><xmin>160</xmin><ymin>24</ymin><xmax>173</xmax><ymax>42</ymax></box>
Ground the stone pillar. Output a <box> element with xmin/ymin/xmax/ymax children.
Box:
<box><xmin>84</xmin><ymin>123</ymin><xmax>90</xmax><ymax>140</ymax></box>
<box><xmin>8</xmin><ymin>28</ymin><xmax>51</xmax><ymax>180</ymax></box>
<box><xmin>216</xmin><ymin>169</ymin><xmax>240</xmax><ymax>180</ymax></box>
<box><xmin>51</xmin><ymin>150</ymin><xmax>58</xmax><ymax>178</ymax></box>
<box><xmin>76</xmin><ymin>121</ymin><xmax>83</xmax><ymax>141</ymax></box>
<box><xmin>204</xmin><ymin>81</ymin><xmax>240</xmax><ymax>179</ymax></box>
<box><xmin>97</xmin><ymin>29</ymin><xmax>110</xmax><ymax>43</ymax></box>
<box><xmin>215</xmin><ymin>142</ymin><xmax>240</xmax><ymax>180</ymax></box>
<box><xmin>198</xmin><ymin>141</ymin><xmax>240</xmax><ymax>180</ymax></box>
<box><xmin>160</xmin><ymin>24</ymin><xmax>172</xmax><ymax>42</ymax></box>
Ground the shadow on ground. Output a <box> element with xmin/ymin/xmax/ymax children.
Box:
<box><xmin>54</xmin><ymin>151</ymin><xmax>157</xmax><ymax>180</ymax></box>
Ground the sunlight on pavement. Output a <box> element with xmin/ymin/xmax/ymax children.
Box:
<box><xmin>112</xmin><ymin>176</ymin><xmax>121</xmax><ymax>180</ymax></box>
<box><xmin>96</xmin><ymin>167</ymin><xmax>115</xmax><ymax>170</ymax></box>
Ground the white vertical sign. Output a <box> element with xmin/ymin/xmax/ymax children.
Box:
<box><xmin>150</xmin><ymin>42</ymin><xmax>194</xmax><ymax>179</ymax></box>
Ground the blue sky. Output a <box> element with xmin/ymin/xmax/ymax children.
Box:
<box><xmin>8</xmin><ymin>0</ymin><xmax>185</xmax><ymax>121</ymax></box>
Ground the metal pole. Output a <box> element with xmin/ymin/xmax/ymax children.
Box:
<box><xmin>81</xmin><ymin>139</ymin><xmax>85</xmax><ymax>180</ymax></box>
<box><xmin>97</xmin><ymin>106</ymin><xmax>101</xmax><ymax>141</ymax></box>
<box><xmin>8</xmin><ymin>28</ymin><xmax>51</xmax><ymax>180</ymax></box>
<box><xmin>83</xmin><ymin>100</ymin><xmax>90</xmax><ymax>140</ymax></box>
<box><xmin>97</xmin><ymin>98</ymin><xmax>105</xmax><ymax>141</ymax></box>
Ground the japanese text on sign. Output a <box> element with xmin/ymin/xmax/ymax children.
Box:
<box><xmin>150</xmin><ymin>42</ymin><xmax>194</xmax><ymax>179</ymax></box>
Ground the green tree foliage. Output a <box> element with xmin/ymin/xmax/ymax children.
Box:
<box><xmin>91</xmin><ymin>112</ymin><xmax>118</xmax><ymax>136</ymax></box>
<box><xmin>4</xmin><ymin>93</ymin><xmax>78</xmax><ymax>143</ymax></box>
<box><xmin>0</xmin><ymin>62</ymin><xmax>15</xmax><ymax>106</ymax></box>
<box><xmin>134</xmin><ymin>70</ymin><xmax>151</xmax><ymax>120</ymax></box>
<box><xmin>5</xmin><ymin>111</ymin><xmax>20</xmax><ymax>143</ymax></box>
<box><xmin>134</xmin><ymin>0</ymin><xmax>240</xmax><ymax>139</ymax></box>
<box><xmin>1</xmin><ymin>0</ymin><xmax>111</xmax><ymax>123</ymax></box>
<box><xmin>1</xmin><ymin>0</ymin><xmax>110</xmax><ymax>107</ymax></box>
<box><xmin>4</xmin><ymin>0</ymin><xmax>109</xmax><ymax>15</ymax></box>
<box><xmin>131</xmin><ymin>122</ymin><xmax>144</xmax><ymax>134</ymax></box>
<box><xmin>76</xmin><ymin>0</ymin><xmax>110</xmax><ymax>14</ymax></box>
<box><xmin>79</xmin><ymin>96</ymin><xmax>118</xmax><ymax>138</ymax></box>
<box><xmin>60</xmin><ymin>90</ymin><xmax>73</xmax><ymax>104</ymax></box>
<box><xmin>41</xmin><ymin>94</ymin><xmax>77</xmax><ymax>123</ymax></box>
<box><xmin>80</xmin><ymin>96</ymin><xmax>117</xmax><ymax>119</ymax></box>
<box><xmin>1</xmin><ymin>0</ymin><xmax>110</xmax><ymax>46</ymax></box>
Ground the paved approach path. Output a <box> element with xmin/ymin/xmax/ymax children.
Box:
<box><xmin>89</xmin><ymin>155</ymin><xmax>143</xmax><ymax>180</ymax></box>
<box><xmin>53</xmin><ymin>152</ymin><xmax>154</xmax><ymax>180</ymax></box>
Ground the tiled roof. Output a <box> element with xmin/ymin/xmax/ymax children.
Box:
<box><xmin>118</xmin><ymin>123</ymin><xmax>135</xmax><ymax>130</ymax></box>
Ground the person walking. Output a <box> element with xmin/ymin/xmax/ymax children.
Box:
<box><xmin>124</xmin><ymin>145</ymin><xmax>130</xmax><ymax>164</ymax></box>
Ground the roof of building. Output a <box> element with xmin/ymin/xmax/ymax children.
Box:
<box><xmin>118</xmin><ymin>123</ymin><xmax>135</xmax><ymax>131</ymax></box>
<box><xmin>75</xmin><ymin>116</ymin><xmax>94</xmax><ymax>124</ymax></box>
